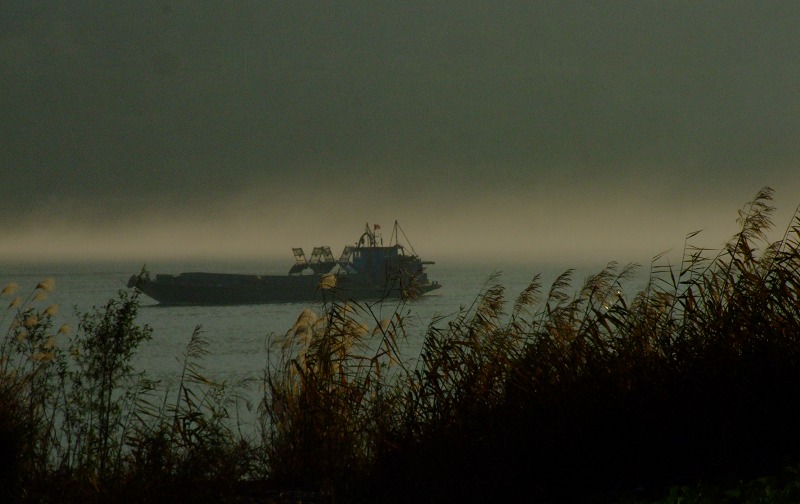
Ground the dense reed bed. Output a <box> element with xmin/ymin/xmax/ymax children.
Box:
<box><xmin>0</xmin><ymin>286</ymin><xmax>254</xmax><ymax>502</ymax></box>
<box><xmin>3</xmin><ymin>187</ymin><xmax>800</xmax><ymax>502</ymax></box>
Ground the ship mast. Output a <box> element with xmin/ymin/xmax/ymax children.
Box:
<box><xmin>393</xmin><ymin>220</ymin><xmax>419</xmax><ymax>257</ymax></box>
<box><xmin>358</xmin><ymin>222</ymin><xmax>378</xmax><ymax>247</ymax></box>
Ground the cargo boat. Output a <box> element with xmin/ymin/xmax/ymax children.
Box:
<box><xmin>127</xmin><ymin>222</ymin><xmax>440</xmax><ymax>305</ymax></box>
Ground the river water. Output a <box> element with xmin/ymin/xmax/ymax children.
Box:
<box><xmin>0</xmin><ymin>259</ymin><xmax>635</xmax><ymax>408</ymax></box>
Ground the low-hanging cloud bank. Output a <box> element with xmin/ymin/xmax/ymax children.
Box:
<box><xmin>2</xmin><ymin>2</ymin><xmax>799</xmax><ymax>264</ymax></box>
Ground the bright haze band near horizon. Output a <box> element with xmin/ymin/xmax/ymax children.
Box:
<box><xmin>2</xmin><ymin>2</ymin><xmax>799</xmax><ymax>267</ymax></box>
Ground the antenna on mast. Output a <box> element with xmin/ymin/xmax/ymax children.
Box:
<box><xmin>395</xmin><ymin>220</ymin><xmax>418</xmax><ymax>256</ymax></box>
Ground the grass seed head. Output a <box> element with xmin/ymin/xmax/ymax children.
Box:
<box><xmin>35</xmin><ymin>278</ymin><xmax>55</xmax><ymax>292</ymax></box>
<box><xmin>372</xmin><ymin>319</ymin><xmax>391</xmax><ymax>336</ymax></box>
<box><xmin>1</xmin><ymin>282</ymin><xmax>19</xmax><ymax>296</ymax></box>
<box><xmin>319</xmin><ymin>274</ymin><xmax>337</xmax><ymax>290</ymax></box>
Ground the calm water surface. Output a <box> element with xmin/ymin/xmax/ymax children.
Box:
<box><xmin>0</xmin><ymin>259</ymin><xmax>631</xmax><ymax>387</ymax></box>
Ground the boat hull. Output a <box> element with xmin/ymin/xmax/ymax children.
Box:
<box><xmin>131</xmin><ymin>271</ymin><xmax>441</xmax><ymax>306</ymax></box>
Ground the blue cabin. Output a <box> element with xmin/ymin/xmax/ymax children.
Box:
<box><xmin>352</xmin><ymin>244</ymin><xmax>403</xmax><ymax>281</ymax></box>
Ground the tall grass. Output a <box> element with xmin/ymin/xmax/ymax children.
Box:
<box><xmin>260</xmin><ymin>187</ymin><xmax>800</xmax><ymax>502</ymax></box>
<box><xmin>0</xmin><ymin>286</ymin><xmax>250</xmax><ymax>502</ymax></box>
<box><xmin>369</xmin><ymin>186</ymin><xmax>800</xmax><ymax>502</ymax></box>
<box><xmin>260</xmin><ymin>297</ymin><xmax>412</xmax><ymax>498</ymax></box>
<box><xmin>3</xmin><ymin>186</ymin><xmax>800</xmax><ymax>502</ymax></box>
<box><xmin>125</xmin><ymin>326</ymin><xmax>255</xmax><ymax>501</ymax></box>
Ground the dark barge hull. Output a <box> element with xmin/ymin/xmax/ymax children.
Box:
<box><xmin>130</xmin><ymin>222</ymin><xmax>441</xmax><ymax>306</ymax></box>
<box><xmin>132</xmin><ymin>271</ymin><xmax>441</xmax><ymax>306</ymax></box>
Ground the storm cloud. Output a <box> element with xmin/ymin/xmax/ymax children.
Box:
<box><xmin>2</xmin><ymin>1</ymin><xmax>799</xmax><ymax>263</ymax></box>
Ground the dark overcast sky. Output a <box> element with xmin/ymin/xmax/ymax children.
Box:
<box><xmin>2</xmin><ymin>1</ymin><xmax>799</xmax><ymax>264</ymax></box>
